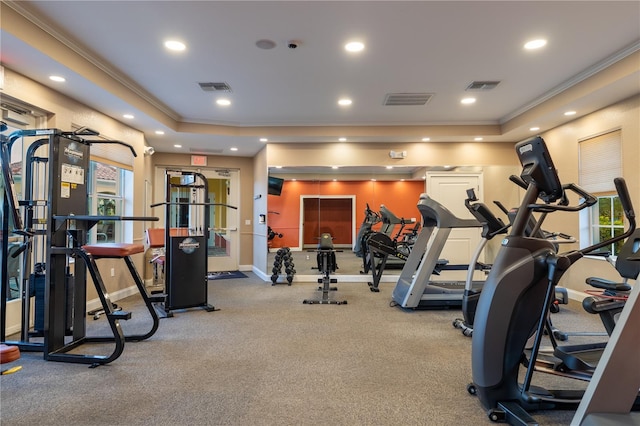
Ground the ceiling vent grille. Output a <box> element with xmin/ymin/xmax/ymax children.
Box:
<box><xmin>466</xmin><ymin>81</ymin><xmax>500</xmax><ymax>91</ymax></box>
<box><xmin>198</xmin><ymin>82</ymin><xmax>232</xmax><ymax>92</ymax></box>
<box><xmin>190</xmin><ymin>147</ymin><xmax>224</xmax><ymax>154</ymax></box>
<box><xmin>383</xmin><ymin>93</ymin><xmax>433</xmax><ymax>106</ymax></box>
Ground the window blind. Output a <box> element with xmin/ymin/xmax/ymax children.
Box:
<box><xmin>578</xmin><ymin>130</ymin><xmax>622</xmax><ymax>193</ymax></box>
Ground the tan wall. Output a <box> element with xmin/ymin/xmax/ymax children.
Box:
<box><xmin>253</xmin><ymin>147</ymin><xmax>269</xmax><ymax>275</ymax></box>
<box><xmin>2</xmin><ymin>67</ymin><xmax>149</xmax><ymax>300</ymax></box>
<box><xmin>541</xmin><ymin>94</ymin><xmax>640</xmax><ymax>292</ymax></box>
<box><xmin>267</xmin><ymin>141</ymin><xmax>517</xmax><ymax>167</ymax></box>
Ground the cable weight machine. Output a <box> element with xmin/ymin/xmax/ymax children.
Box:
<box><xmin>1</xmin><ymin>128</ymin><xmax>159</xmax><ymax>366</ymax></box>
<box><xmin>150</xmin><ymin>169</ymin><xmax>237</xmax><ymax>317</ymax></box>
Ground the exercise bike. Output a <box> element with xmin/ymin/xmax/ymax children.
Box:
<box><xmin>354</xmin><ymin>203</ymin><xmax>382</xmax><ymax>258</ymax></box>
<box><xmin>365</xmin><ymin>216</ymin><xmax>420</xmax><ymax>292</ymax></box>
<box><xmin>469</xmin><ymin>136</ymin><xmax>639</xmax><ymax>425</ymax></box>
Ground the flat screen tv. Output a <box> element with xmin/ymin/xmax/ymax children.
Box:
<box><xmin>268</xmin><ymin>176</ymin><xmax>284</xmax><ymax>196</ymax></box>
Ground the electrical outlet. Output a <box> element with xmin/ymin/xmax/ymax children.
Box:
<box><xmin>110</xmin><ymin>268</ymin><xmax>115</xmax><ymax>277</ymax></box>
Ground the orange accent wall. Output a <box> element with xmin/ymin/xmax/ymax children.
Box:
<box><xmin>267</xmin><ymin>180</ymin><xmax>426</xmax><ymax>248</ymax></box>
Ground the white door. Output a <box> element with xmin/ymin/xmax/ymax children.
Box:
<box><xmin>200</xmin><ymin>169</ymin><xmax>239</xmax><ymax>272</ymax></box>
<box><xmin>426</xmin><ymin>173</ymin><xmax>483</xmax><ymax>266</ymax></box>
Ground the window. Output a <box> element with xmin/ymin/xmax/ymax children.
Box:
<box><xmin>578</xmin><ymin>129</ymin><xmax>623</xmax><ymax>256</ymax></box>
<box><xmin>87</xmin><ymin>160</ymin><xmax>132</xmax><ymax>243</ymax></box>
<box><xmin>591</xmin><ymin>194</ymin><xmax>624</xmax><ymax>256</ymax></box>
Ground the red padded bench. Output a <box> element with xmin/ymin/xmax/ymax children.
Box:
<box><xmin>0</xmin><ymin>344</ymin><xmax>20</xmax><ymax>364</ymax></box>
<box><xmin>81</xmin><ymin>242</ymin><xmax>161</xmax><ymax>342</ymax></box>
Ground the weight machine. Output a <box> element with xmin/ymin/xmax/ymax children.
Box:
<box><xmin>303</xmin><ymin>233</ymin><xmax>347</xmax><ymax>305</ymax></box>
<box><xmin>150</xmin><ymin>169</ymin><xmax>237</xmax><ymax>316</ymax></box>
<box><xmin>1</xmin><ymin>128</ymin><xmax>159</xmax><ymax>366</ymax></box>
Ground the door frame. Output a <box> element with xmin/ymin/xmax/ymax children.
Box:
<box><xmin>154</xmin><ymin>166</ymin><xmax>240</xmax><ymax>272</ymax></box>
<box><xmin>299</xmin><ymin>195</ymin><xmax>356</xmax><ymax>251</ymax></box>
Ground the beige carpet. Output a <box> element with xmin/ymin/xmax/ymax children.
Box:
<box><xmin>1</xmin><ymin>273</ymin><xmax>606</xmax><ymax>425</ymax></box>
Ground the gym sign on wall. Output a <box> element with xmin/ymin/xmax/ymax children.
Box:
<box><xmin>178</xmin><ymin>237</ymin><xmax>200</xmax><ymax>255</ymax></box>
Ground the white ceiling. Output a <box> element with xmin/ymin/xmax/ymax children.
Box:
<box><xmin>1</xmin><ymin>1</ymin><xmax>639</xmax><ymax>157</ymax></box>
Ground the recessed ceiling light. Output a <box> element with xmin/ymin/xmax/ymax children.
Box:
<box><xmin>216</xmin><ymin>99</ymin><xmax>231</xmax><ymax>106</ymax></box>
<box><xmin>155</xmin><ymin>130</ymin><xmax>165</xmax><ymax>135</ymax></box>
<box><xmin>332</xmin><ymin>166</ymin><xmax>339</xmax><ymax>169</ymax></box>
<box><xmin>386</xmin><ymin>166</ymin><xmax>393</xmax><ymax>170</ymax></box>
<box><xmin>474</xmin><ymin>137</ymin><xmax>483</xmax><ymax>141</ymax></box>
<box><xmin>165</xmin><ymin>40</ymin><xmax>186</xmax><ymax>51</ymax></box>
<box><xmin>123</xmin><ymin>114</ymin><xmax>134</xmax><ymax>119</ymax></box>
<box><xmin>260</xmin><ymin>138</ymin><xmax>268</xmax><ymax>142</ymax></box>
<box><xmin>422</xmin><ymin>137</ymin><xmax>431</xmax><ymax>142</ymax></box>
<box><xmin>529</xmin><ymin>127</ymin><xmax>540</xmax><ymax>131</ymax></box>
<box><xmin>338</xmin><ymin>98</ymin><xmax>352</xmax><ymax>106</ymax></box>
<box><xmin>230</xmin><ymin>147</ymin><xmax>238</xmax><ymax>151</ymax></box>
<box><xmin>49</xmin><ymin>75</ymin><xmax>65</xmax><ymax>82</ymax></box>
<box><xmin>338</xmin><ymin>137</ymin><xmax>347</xmax><ymax>142</ymax></box>
<box><xmin>524</xmin><ymin>39</ymin><xmax>547</xmax><ymax>50</ymax></box>
<box><xmin>275</xmin><ymin>166</ymin><xmax>282</xmax><ymax>169</ymax></box>
<box><xmin>564</xmin><ymin>110</ymin><xmax>576</xmax><ymax>116</ymax></box>
<box><xmin>345</xmin><ymin>41</ymin><xmax>365</xmax><ymax>52</ymax></box>
<box><xmin>461</xmin><ymin>97</ymin><xmax>476</xmax><ymax>105</ymax></box>
<box><xmin>174</xmin><ymin>144</ymin><xmax>182</xmax><ymax>148</ymax></box>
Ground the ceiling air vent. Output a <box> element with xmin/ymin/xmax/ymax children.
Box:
<box><xmin>198</xmin><ymin>82</ymin><xmax>232</xmax><ymax>92</ymax></box>
<box><xmin>383</xmin><ymin>93</ymin><xmax>433</xmax><ymax>106</ymax></box>
<box><xmin>190</xmin><ymin>148</ymin><xmax>224</xmax><ymax>154</ymax></box>
<box><xmin>466</xmin><ymin>81</ymin><xmax>500</xmax><ymax>91</ymax></box>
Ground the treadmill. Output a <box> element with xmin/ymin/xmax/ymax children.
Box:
<box><xmin>391</xmin><ymin>194</ymin><xmax>484</xmax><ymax>309</ymax></box>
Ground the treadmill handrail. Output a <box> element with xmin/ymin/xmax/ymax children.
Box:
<box><xmin>417</xmin><ymin>194</ymin><xmax>481</xmax><ymax>229</ymax></box>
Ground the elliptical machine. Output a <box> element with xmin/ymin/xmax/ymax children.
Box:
<box><xmin>469</xmin><ymin>136</ymin><xmax>638</xmax><ymax>424</ymax></box>
<box><xmin>452</xmin><ymin>188</ymin><xmax>509</xmax><ymax>335</ymax></box>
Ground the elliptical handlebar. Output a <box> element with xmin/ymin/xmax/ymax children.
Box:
<box><xmin>614</xmin><ymin>177</ymin><xmax>635</xmax><ymax>223</ymax></box>
<box><xmin>527</xmin><ymin>182</ymin><xmax>596</xmax><ymax>213</ymax></box>
<box><xmin>578</xmin><ymin>177</ymin><xmax>635</xmax><ymax>256</ymax></box>
<box><xmin>509</xmin><ymin>174</ymin><xmax>528</xmax><ymax>190</ymax></box>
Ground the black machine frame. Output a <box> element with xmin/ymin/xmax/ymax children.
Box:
<box><xmin>150</xmin><ymin>169</ymin><xmax>237</xmax><ymax>316</ymax></box>
<box><xmin>1</xmin><ymin>128</ymin><xmax>158</xmax><ymax>366</ymax></box>
<box><xmin>469</xmin><ymin>136</ymin><xmax>639</xmax><ymax>424</ymax></box>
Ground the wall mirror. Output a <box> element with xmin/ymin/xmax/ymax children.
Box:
<box><xmin>265</xmin><ymin>165</ymin><xmax>432</xmax><ymax>279</ymax></box>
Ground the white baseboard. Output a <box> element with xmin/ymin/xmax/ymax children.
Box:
<box><xmin>86</xmin><ymin>285</ymin><xmax>141</xmax><ymax>312</ymax></box>
<box><xmin>563</xmin><ymin>287</ymin><xmax>590</xmax><ymax>302</ymax></box>
<box><xmin>252</xmin><ymin>266</ymin><xmax>270</xmax><ymax>281</ymax></box>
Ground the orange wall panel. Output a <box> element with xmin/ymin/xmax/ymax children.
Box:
<box><xmin>267</xmin><ymin>180</ymin><xmax>425</xmax><ymax>248</ymax></box>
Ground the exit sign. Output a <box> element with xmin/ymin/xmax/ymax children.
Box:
<box><xmin>191</xmin><ymin>155</ymin><xmax>207</xmax><ymax>166</ymax></box>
